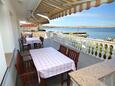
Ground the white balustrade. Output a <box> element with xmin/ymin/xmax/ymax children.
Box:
<box><xmin>47</xmin><ymin>32</ymin><xmax>115</xmax><ymax>61</ymax></box>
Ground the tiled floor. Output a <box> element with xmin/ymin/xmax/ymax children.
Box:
<box><xmin>16</xmin><ymin>75</ymin><xmax>68</xmax><ymax>86</ymax></box>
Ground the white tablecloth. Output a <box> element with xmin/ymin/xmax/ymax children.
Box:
<box><xmin>30</xmin><ymin>47</ymin><xmax>76</xmax><ymax>81</ymax></box>
<box><xmin>26</xmin><ymin>37</ymin><xmax>41</xmax><ymax>44</ymax></box>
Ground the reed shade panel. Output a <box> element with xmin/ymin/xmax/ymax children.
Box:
<box><xmin>31</xmin><ymin>0</ymin><xmax>114</xmax><ymax>24</ymax></box>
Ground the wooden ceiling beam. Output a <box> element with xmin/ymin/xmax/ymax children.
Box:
<box><xmin>63</xmin><ymin>0</ymin><xmax>91</xmax><ymax>7</ymax></box>
<box><xmin>35</xmin><ymin>3</ymin><xmax>53</xmax><ymax>13</ymax></box>
<box><xmin>42</xmin><ymin>1</ymin><xmax>63</xmax><ymax>9</ymax></box>
<box><xmin>61</xmin><ymin>0</ymin><xmax>73</xmax><ymax>4</ymax></box>
<box><xmin>46</xmin><ymin>0</ymin><xmax>66</xmax><ymax>7</ymax></box>
<box><xmin>68</xmin><ymin>0</ymin><xmax>80</xmax><ymax>2</ymax></box>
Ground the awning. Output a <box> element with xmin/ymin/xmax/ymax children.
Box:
<box><xmin>32</xmin><ymin>0</ymin><xmax>114</xmax><ymax>24</ymax></box>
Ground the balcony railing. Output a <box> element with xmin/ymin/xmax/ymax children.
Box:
<box><xmin>47</xmin><ymin>32</ymin><xmax>115</xmax><ymax>60</ymax></box>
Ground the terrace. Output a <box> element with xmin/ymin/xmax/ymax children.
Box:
<box><xmin>0</xmin><ymin>0</ymin><xmax>115</xmax><ymax>86</ymax></box>
<box><xmin>16</xmin><ymin>31</ymin><xmax>115</xmax><ymax>86</ymax></box>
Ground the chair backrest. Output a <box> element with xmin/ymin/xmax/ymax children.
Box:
<box><xmin>15</xmin><ymin>50</ymin><xmax>24</xmax><ymax>75</ymax></box>
<box><xmin>18</xmin><ymin>38</ymin><xmax>23</xmax><ymax>50</ymax></box>
<box><xmin>29</xmin><ymin>33</ymin><xmax>33</xmax><ymax>38</ymax></box>
<box><xmin>20</xmin><ymin>38</ymin><xmax>25</xmax><ymax>46</ymax></box>
<box><xmin>39</xmin><ymin>36</ymin><xmax>44</xmax><ymax>44</ymax></box>
<box><xmin>67</xmin><ymin>49</ymin><xmax>80</xmax><ymax>68</ymax></box>
<box><xmin>59</xmin><ymin>45</ymin><xmax>68</xmax><ymax>55</ymax></box>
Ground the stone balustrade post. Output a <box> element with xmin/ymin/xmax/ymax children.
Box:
<box><xmin>97</xmin><ymin>43</ymin><xmax>100</xmax><ymax>59</ymax></box>
<box><xmin>81</xmin><ymin>41</ymin><xmax>84</xmax><ymax>52</ymax></box>
<box><xmin>84</xmin><ymin>42</ymin><xmax>88</xmax><ymax>54</ymax></box>
<box><xmin>89</xmin><ymin>42</ymin><xmax>92</xmax><ymax>55</ymax></box>
<box><xmin>74</xmin><ymin>40</ymin><xmax>78</xmax><ymax>50</ymax></box>
<box><xmin>105</xmin><ymin>45</ymin><xmax>110</xmax><ymax>60</ymax></box>
<box><xmin>84</xmin><ymin>42</ymin><xmax>88</xmax><ymax>53</ymax></box>
<box><xmin>111</xmin><ymin>46</ymin><xmax>115</xmax><ymax>59</ymax></box>
<box><xmin>93</xmin><ymin>43</ymin><xmax>96</xmax><ymax>56</ymax></box>
<box><xmin>101</xmin><ymin>44</ymin><xmax>105</xmax><ymax>60</ymax></box>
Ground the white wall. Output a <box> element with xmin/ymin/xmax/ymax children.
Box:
<box><xmin>0</xmin><ymin>4</ymin><xmax>14</xmax><ymax>53</ymax></box>
<box><xmin>0</xmin><ymin>33</ymin><xmax>7</xmax><ymax>85</ymax></box>
<box><xmin>0</xmin><ymin>0</ymin><xmax>19</xmax><ymax>86</ymax></box>
<box><xmin>0</xmin><ymin>0</ymin><xmax>19</xmax><ymax>53</ymax></box>
<box><xmin>2</xmin><ymin>50</ymin><xmax>17</xmax><ymax>86</ymax></box>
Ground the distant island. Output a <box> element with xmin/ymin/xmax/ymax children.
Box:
<box><xmin>43</xmin><ymin>26</ymin><xmax>115</xmax><ymax>28</ymax></box>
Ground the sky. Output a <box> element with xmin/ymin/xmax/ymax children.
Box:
<box><xmin>44</xmin><ymin>2</ymin><xmax>115</xmax><ymax>27</ymax></box>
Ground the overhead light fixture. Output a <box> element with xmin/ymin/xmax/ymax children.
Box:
<box><xmin>36</xmin><ymin>13</ymin><xmax>50</xmax><ymax>21</ymax></box>
<box><xmin>19</xmin><ymin>20</ymin><xmax>31</xmax><ymax>25</ymax></box>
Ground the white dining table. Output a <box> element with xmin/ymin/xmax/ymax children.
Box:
<box><xmin>26</xmin><ymin>37</ymin><xmax>41</xmax><ymax>44</ymax></box>
<box><xmin>30</xmin><ymin>47</ymin><xmax>76</xmax><ymax>85</ymax></box>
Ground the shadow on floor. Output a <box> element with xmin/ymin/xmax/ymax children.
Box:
<box><xmin>16</xmin><ymin>75</ymin><xmax>69</xmax><ymax>86</ymax></box>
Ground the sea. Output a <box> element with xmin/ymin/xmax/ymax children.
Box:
<box><xmin>43</xmin><ymin>28</ymin><xmax>115</xmax><ymax>40</ymax></box>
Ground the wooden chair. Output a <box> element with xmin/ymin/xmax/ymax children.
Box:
<box><xmin>19</xmin><ymin>38</ymin><xmax>23</xmax><ymax>51</ymax></box>
<box><xmin>15</xmin><ymin>50</ymin><xmax>37</xmax><ymax>86</ymax></box>
<box><xmin>39</xmin><ymin>36</ymin><xmax>44</xmax><ymax>48</ymax></box>
<box><xmin>58</xmin><ymin>45</ymin><xmax>68</xmax><ymax>55</ymax></box>
<box><xmin>67</xmin><ymin>49</ymin><xmax>80</xmax><ymax>69</ymax></box>
<box><xmin>34</xmin><ymin>43</ymin><xmax>41</xmax><ymax>49</ymax></box>
<box><xmin>20</xmin><ymin>38</ymin><xmax>31</xmax><ymax>51</ymax></box>
<box><xmin>58</xmin><ymin>45</ymin><xmax>69</xmax><ymax>86</ymax></box>
<box><xmin>61</xmin><ymin>49</ymin><xmax>80</xmax><ymax>86</ymax></box>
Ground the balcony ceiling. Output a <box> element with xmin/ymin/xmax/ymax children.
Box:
<box><xmin>10</xmin><ymin>0</ymin><xmax>41</xmax><ymax>21</ymax></box>
<box><xmin>10</xmin><ymin>0</ymin><xmax>114</xmax><ymax>24</ymax></box>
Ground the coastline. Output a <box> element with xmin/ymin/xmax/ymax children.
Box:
<box><xmin>43</xmin><ymin>27</ymin><xmax>115</xmax><ymax>40</ymax></box>
<box><xmin>43</xmin><ymin>26</ymin><xmax>115</xmax><ymax>29</ymax></box>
